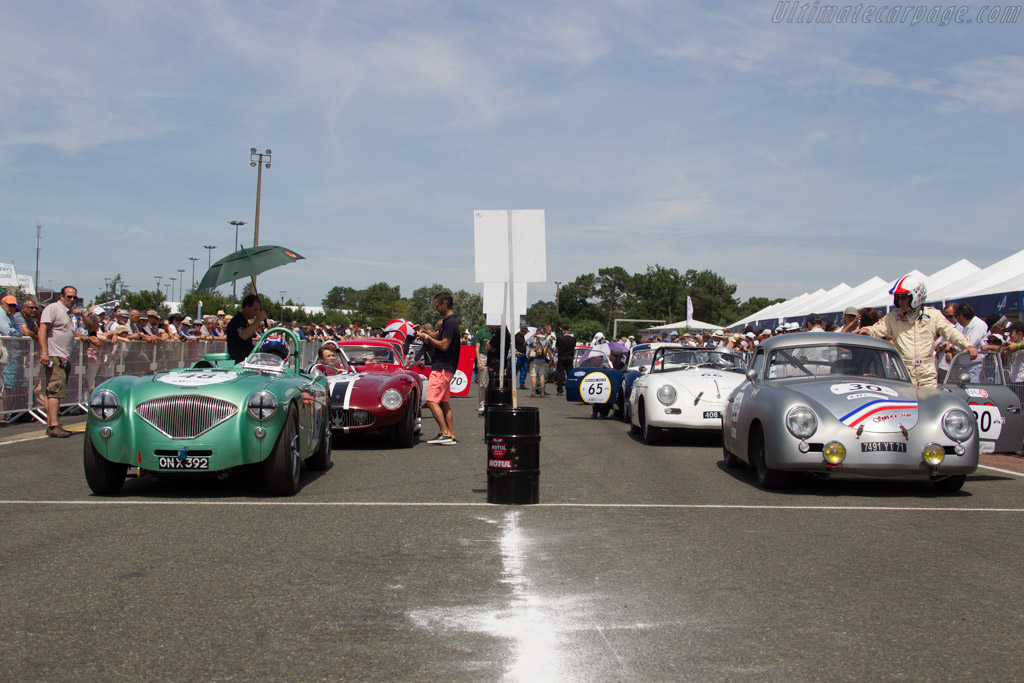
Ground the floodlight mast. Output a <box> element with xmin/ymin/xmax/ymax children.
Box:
<box><xmin>249</xmin><ymin>148</ymin><xmax>271</xmax><ymax>292</ymax></box>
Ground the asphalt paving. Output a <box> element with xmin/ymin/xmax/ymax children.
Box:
<box><xmin>2</xmin><ymin>391</ymin><xmax>1023</xmax><ymax>681</ymax></box>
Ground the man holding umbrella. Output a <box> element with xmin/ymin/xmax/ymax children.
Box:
<box><xmin>226</xmin><ymin>294</ymin><xmax>267</xmax><ymax>363</ymax></box>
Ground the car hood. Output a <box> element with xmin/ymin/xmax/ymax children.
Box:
<box><xmin>780</xmin><ymin>379</ymin><xmax>920</xmax><ymax>433</ymax></box>
<box><xmin>327</xmin><ymin>371</ymin><xmax>402</xmax><ymax>407</ymax></box>
<box><xmin>667</xmin><ymin>369</ymin><xmax>747</xmax><ymax>399</ymax></box>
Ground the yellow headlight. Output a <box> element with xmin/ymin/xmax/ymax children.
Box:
<box><xmin>823</xmin><ymin>441</ymin><xmax>846</xmax><ymax>465</ymax></box>
<box><xmin>922</xmin><ymin>443</ymin><xmax>945</xmax><ymax>466</ymax></box>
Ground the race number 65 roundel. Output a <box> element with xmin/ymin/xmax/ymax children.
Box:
<box><xmin>580</xmin><ymin>372</ymin><xmax>612</xmax><ymax>404</ymax></box>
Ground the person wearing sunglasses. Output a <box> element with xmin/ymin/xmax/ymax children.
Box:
<box><xmin>857</xmin><ymin>275</ymin><xmax>977</xmax><ymax>388</ymax></box>
<box><xmin>38</xmin><ymin>286</ymin><xmax>96</xmax><ymax>437</ymax></box>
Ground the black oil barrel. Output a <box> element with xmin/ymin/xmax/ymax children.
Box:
<box><xmin>486</xmin><ymin>406</ymin><xmax>540</xmax><ymax>505</ymax></box>
<box><xmin>484</xmin><ymin>383</ymin><xmax>513</xmax><ymax>408</ymax></box>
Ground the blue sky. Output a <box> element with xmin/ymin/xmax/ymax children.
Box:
<box><xmin>2</xmin><ymin>1</ymin><xmax>1021</xmax><ymax>310</ymax></box>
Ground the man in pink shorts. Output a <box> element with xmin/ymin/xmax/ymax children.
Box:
<box><xmin>415</xmin><ymin>291</ymin><xmax>460</xmax><ymax>445</ymax></box>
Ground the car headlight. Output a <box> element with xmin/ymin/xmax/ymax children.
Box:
<box><xmin>382</xmin><ymin>388</ymin><xmax>403</xmax><ymax>411</ymax></box>
<box><xmin>248</xmin><ymin>391</ymin><xmax>278</xmax><ymax>421</ymax></box>
<box><xmin>89</xmin><ymin>390</ymin><xmax>120</xmax><ymax>421</ymax></box>
<box><xmin>942</xmin><ymin>408</ymin><xmax>973</xmax><ymax>441</ymax></box>
<box><xmin>656</xmin><ymin>385</ymin><xmax>677</xmax><ymax>406</ymax></box>
<box><xmin>786</xmin><ymin>405</ymin><xmax>818</xmax><ymax>439</ymax></box>
<box><xmin>922</xmin><ymin>443</ymin><xmax>945</xmax><ymax>466</ymax></box>
<box><xmin>822</xmin><ymin>441</ymin><xmax>846</xmax><ymax>465</ymax></box>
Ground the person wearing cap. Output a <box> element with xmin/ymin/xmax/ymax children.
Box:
<box><xmin>0</xmin><ymin>295</ymin><xmax>27</xmax><ymax>423</ymax></box>
<box><xmin>0</xmin><ymin>295</ymin><xmax>20</xmax><ymax>337</ymax></box>
<box><xmin>839</xmin><ymin>306</ymin><xmax>861</xmax><ymax>333</ymax></box>
<box><xmin>142</xmin><ymin>310</ymin><xmax>168</xmax><ymax>341</ymax></box>
<box><xmin>1001</xmin><ymin>321</ymin><xmax>1024</xmax><ymax>383</ymax></box>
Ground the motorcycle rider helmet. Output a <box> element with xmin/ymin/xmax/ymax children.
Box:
<box><xmin>889</xmin><ymin>275</ymin><xmax>927</xmax><ymax>310</ymax></box>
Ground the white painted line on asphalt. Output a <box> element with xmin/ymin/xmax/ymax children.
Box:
<box><xmin>978</xmin><ymin>464</ymin><xmax>1024</xmax><ymax>478</ymax></box>
<box><xmin>2</xmin><ymin>500</ymin><xmax>1024</xmax><ymax>512</ymax></box>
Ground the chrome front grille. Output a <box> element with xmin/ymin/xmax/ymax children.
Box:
<box><xmin>331</xmin><ymin>409</ymin><xmax>375</xmax><ymax>429</ymax></box>
<box><xmin>136</xmin><ymin>395</ymin><xmax>239</xmax><ymax>439</ymax></box>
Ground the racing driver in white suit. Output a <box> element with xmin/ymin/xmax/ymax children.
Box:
<box><xmin>857</xmin><ymin>275</ymin><xmax>977</xmax><ymax>388</ymax></box>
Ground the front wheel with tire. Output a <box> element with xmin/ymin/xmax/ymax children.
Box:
<box><xmin>932</xmin><ymin>474</ymin><xmax>966</xmax><ymax>493</ymax></box>
<box><xmin>394</xmin><ymin>397</ymin><xmax>416</xmax><ymax>448</ymax></box>
<box><xmin>640</xmin><ymin>407</ymin><xmax>661</xmax><ymax>444</ymax></box>
<box><xmin>263</xmin><ymin>405</ymin><xmax>301</xmax><ymax>496</ymax></box>
<box><xmin>304</xmin><ymin>412</ymin><xmax>332</xmax><ymax>471</ymax></box>
<box><xmin>752</xmin><ymin>430</ymin><xmax>788</xmax><ymax>490</ymax></box>
<box><xmin>84</xmin><ymin>435</ymin><xmax>127</xmax><ymax>495</ymax></box>
<box><xmin>723</xmin><ymin>445</ymin><xmax>743</xmax><ymax>469</ymax></box>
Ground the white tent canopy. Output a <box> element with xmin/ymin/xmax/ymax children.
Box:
<box><xmin>644</xmin><ymin>318</ymin><xmax>719</xmax><ymax>332</ymax></box>
<box><xmin>930</xmin><ymin>250</ymin><xmax>1024</xmax><ymax>302</ymax></box>
<box><xmin>725</xmin><ymin>249</ymin><xmax>1024</xmax><ymax>330</ymax></box>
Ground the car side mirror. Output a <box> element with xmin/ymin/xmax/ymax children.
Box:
<box><xmin>957</xmin><ymin>372</ymin><xmax>970</xmax><ymax>388</ymax></box>
<box><xmin>746</xmin><ymin>368</ymin><xmax>758</xmax><ymax>383</ymax></box>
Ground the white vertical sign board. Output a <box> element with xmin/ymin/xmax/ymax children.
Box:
<box><xmin>483</xmin><ymin>282</ymin><xmax>527</xmax><ymax>326</ymax></box>
<box><xmin>17</xmin><ymin>274</ymin><xmax>35</xmax><ymax>295</ymax></box>
<box><xmin>473</xmin><ymin>210</ymin><xmax>547</xmax><ymax>284</ymax></box>
<box><xmin>0</xmin><ymin>263</ymin><xmax>19</xmax><ymax>288</ymax></box>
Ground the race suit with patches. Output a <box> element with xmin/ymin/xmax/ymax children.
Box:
<box><xmin>860</xmin><ymin>306</ymin><xmax>972</xmax><ymax>388</ymax></box>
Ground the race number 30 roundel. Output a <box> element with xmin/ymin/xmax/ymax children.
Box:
<box><xmin>580</xmin><ymin>372</ymin><xmax>612</xmax><ymax>404</ymax></box>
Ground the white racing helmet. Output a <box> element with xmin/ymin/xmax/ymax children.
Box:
<box><xmin>889</xmin><ymin>275</ymin><xmax>927</xmax><ymax>309</ymax></box>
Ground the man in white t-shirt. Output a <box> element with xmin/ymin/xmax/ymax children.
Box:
<box><xmin>38</xmin><ymin>286</ymin><xmax>95</xmax><ymax>437</ymax></box>
<box><xmin>951</xmin><ymin>303</ymin><xmax>988</xmax><ymax>382</ymax></box>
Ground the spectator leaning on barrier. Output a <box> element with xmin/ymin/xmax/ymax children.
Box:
<box><xmin>1001</xmin><ymin>321</ymin><xmax>1024</xmax><ymax>384</ymax></box>
<box><xmin>1</xmin><ymin>295</ymin><xmax>25</xmax><ymax>423</ymax></box>
<box><xmin>38</xmin><ymin>285</ymin><xmax>96</xmax><ymax>438</ymax></box>
<box><xmin>0</xmin><ymin>294</ymin><xmax>18</xmax><ymax>337</ymax></box>
<box><xmin>954</xmin><ymin>303</ymin><xmax>989</xmax><ymax>350</ymax></box>
<box><xmin>18</xmin><ymin>297</ymin><xmax>40</xmax><ymax>341</ymax></box>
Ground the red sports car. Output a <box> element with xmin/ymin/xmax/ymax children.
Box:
<box><xmin>316</xmin><ymin>339</ymin><xmax>427</xmax><ymax>448</ymax></box>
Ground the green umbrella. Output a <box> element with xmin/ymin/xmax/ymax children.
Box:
<box><xmin>197</xmin><ymin>245</ymin><xmax>305</xmax><ymax>292</ymax></box>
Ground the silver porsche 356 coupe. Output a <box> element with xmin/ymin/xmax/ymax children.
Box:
<box><xmin>722</xmin><ymin>332</ymin><xmax>979</xmax><ymax>492</ymax></box>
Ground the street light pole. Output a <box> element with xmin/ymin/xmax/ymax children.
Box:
<box><xmin>249</xmin><ymin>148</ymin><xmax>271</xmax><ymax>291</ymax></box>
<box><xmin>169</xmin><ymin>277</ymin><xmax>177</xmax><ymax>302</ymax></box>
<box><xmin>154</xmin><ymin>275</ymin><xmax>162</xmax><ymax>295</ymax></box>
<box><xmin>177</xmin><ymin>269</ymin><xmax>185</xmax><ymax>300</ymax></box>
<box><xmin>228</xmin><ymin>220</ymin><xmax>247</xmax><ymax>302</ymax></box>
<box><xmin>555</xmin><ymin>281</ymin><xmax>562</xmax><ymax>316</ymax></box>
<box><xmin>188</xmin><ymin>257</ymin><xmax>200</xmax><ymax>290</ymax></box>
<box><xmin>203</xmin><ymin>245</ymin><xmax>216</xmax><ymax>270</ymax></box>
<box><xmin>279</xmin><ymin>291</ymin><xmax>286</xmax><ymax>325</ymax></box>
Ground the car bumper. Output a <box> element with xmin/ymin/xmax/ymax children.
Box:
<box><xmin>768</xmin><ymin>434</ymin><xmax>979</xmax><ymax>477</ymax></box>
<box><xmin>87</xmin><ymin>414</ymin><xmax>279</xmax><ymax>472</ymax></box>
<box><xmin>647</xmin><ymin>401</ymin><xmax>727</xmax><ymax>431</ymax></box>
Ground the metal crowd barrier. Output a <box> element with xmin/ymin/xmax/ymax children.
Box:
<box><xmin>0</xmin><ymin>337</ymin><xmax>322</xmax><ymax>425</ymax></box>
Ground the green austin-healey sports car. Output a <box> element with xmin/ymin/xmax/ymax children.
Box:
<box><xmin>84</xmin><ymin>328</ymin><xmax>331</xmax><ymax>496</ymax></box>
